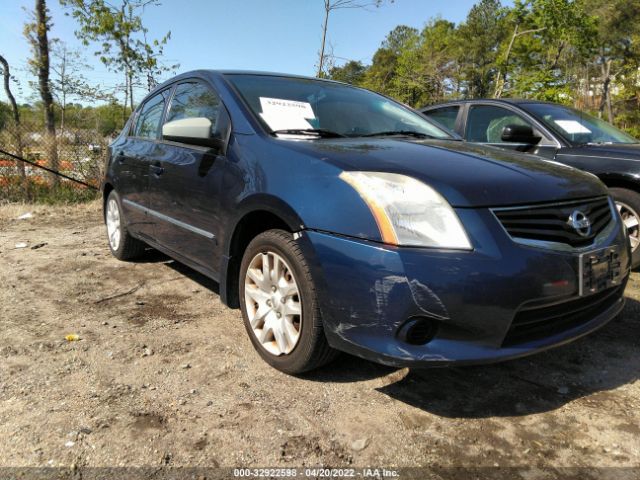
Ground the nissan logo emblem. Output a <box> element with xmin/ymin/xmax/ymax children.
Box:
<box><xmin>568</xmin><ymin>210</ymin><xmax>591</xmax><ymax>237</ymax></box>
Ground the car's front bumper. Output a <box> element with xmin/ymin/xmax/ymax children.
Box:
<box><xmin>299</xmin><ymin>207</ymin><xmax>630</xmax><ymax>367</ymax></box>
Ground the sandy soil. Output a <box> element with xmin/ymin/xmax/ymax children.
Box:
<box><xmin>0</xmin><ymin>201</ymin><xmax>639</xmax><ymax>475</ymax></box>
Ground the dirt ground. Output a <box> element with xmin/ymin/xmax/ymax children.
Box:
<box><xmin>1</xmin><ymin>201</ymin><xmax>639</xmax><ymax>476</ymax></box>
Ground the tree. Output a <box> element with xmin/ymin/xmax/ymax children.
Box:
<box><xmin>25</xmin><ymin>0</ymin><xmax>59</xmax><ymax>187</ymax></box>
<box><xmin>361</xmin><ymin>25</ymin><xmax>418</xmax><ymax>97</ymax></box>
<box><xmin>456</xmin><ymin>0</ymin><xmax>509</xmax><ymax>98</ymax></box>
<box><xmin>0</xmin><ymin>54</ymin><xmax>27</xmax><ymax>187</ymax></box>
<box><xmin>60</xmin><ymin>0</ymin><xmax>176</xmax><ymax>120</ymax></box>
<box><xmin>583</xmin><ymin>0</ymin><xmax>640</xmax><ymax>122</ymax></box>
<box><xmin>393</xmin><ymin>19</ymin><xmax>460</xmax><ymax>106</ymax></box>
<box><xmin>500</xmin><ymin>0</ymin><xmax>596</xmax><ymax>103</ymax></box>
<box><xmin>327</xmin><ymin>60</ymin><xmax>367</xmax><ymax>84</ymax></box>
<box><xmin>317</xmin><ymin>0</ymin><xmax>390</xmax><ymax>77</ymax></box>
<box><xmin>50</xmin><ymin>41</ymin><xmax>110</xmax><ymax>131</ymax></box>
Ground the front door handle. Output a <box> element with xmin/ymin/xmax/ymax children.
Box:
<box><xmin>150</xmin><ymin>163</ymin><xmax>164</xmax><ymax>176</ymax></box>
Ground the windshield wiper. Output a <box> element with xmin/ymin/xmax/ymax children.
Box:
<box><xmin>358</xmin><ymin>130</ymin><xmax>434</xmax><ymax>139</ymax></box>
<box><xmin>271</xmin><ymin>128</ymin><xmax>346</xmax><ymax>138</ymax></box>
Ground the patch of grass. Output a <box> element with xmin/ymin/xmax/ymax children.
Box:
<box><xmin>0</xmin><ymin>177</ymin><xmax>99</xmax><ymax>205</ymax></box>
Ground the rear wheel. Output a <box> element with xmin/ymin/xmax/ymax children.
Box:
<box><xmin>610</xmin><ymin>187</ymin><xmax>640</xmax><ymax>268</ymax></box>
<box><xmin>239</xmin><ymin>229</ymin><xmax>337</xmax><ymax>374</ymax></box>
<box><xmin>105</xmin><ymin>190</ymin><xmax>146</xmax><ymax>261</ymax></box>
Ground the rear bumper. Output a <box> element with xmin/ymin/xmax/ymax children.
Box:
<box><xmin>299</xmin><ymin>207</ymin><xmax>630</xmax><ymax>367</ymax></box>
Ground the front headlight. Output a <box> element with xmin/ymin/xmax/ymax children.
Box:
<box><xmin>339</xmin><ymin>171</ymin><xmax>472</xmax><ymax>250</ymax></box>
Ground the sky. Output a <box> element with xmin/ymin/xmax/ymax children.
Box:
<box><xmin>0</xmin><ymin>0</ymin><xmax>509</xmax><ymax>104</ymax></box>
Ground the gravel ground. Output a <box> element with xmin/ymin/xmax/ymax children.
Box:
<box><xmin>0</xmin><ymin>201</ymin><xmax>639</xmax><ymax>477</ymax></box>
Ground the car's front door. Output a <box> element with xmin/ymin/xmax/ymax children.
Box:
<box><xmin>116</xmin><ymin>89</ymin><xmax>171</xmax><ymax>240</ymax></box>
<box><xmin>147</xmin><ymin>80</ymin><xmax>231</xmax><ymax>272</ymax></box>
<box><xmin>464</xmin><ymin>104</ymin><xmax>559</xmax><ymax>159</ymax></box>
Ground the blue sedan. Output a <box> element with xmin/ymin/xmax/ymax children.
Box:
<box><xmin>102</xmin><ymin>71</ymin><xmax>630</xmax><ymax>373</ymax></box>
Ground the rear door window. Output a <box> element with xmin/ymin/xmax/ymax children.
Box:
<box><xmin>423</xmin><ymin>106</ymin><xmax>460</xmax><ymax>131</ymax></box>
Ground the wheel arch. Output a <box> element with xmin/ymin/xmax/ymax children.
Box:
<box><xmin>102</xmin><ymin>182</ymin><xmax>114</xmax><ymax>217</ymax></box>
<box><xmin>220</xmin><ymin>194</ymin><xmax>305</xmax><ymax>308</ymax></box>
<box><xmin>597</xmin><ymin>173</ymin><xmax>640</xmax><ymax>194</ymax></box>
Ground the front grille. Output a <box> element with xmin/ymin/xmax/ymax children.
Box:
<box><xmin>494</xmin><ymin>196</ymin><xmax>612</xmax><ymax>247</ymax></box>
<box><xmin>502</xmin><ymin>286</ymin><xmax>622</xmax><ymax>347</ymax></box>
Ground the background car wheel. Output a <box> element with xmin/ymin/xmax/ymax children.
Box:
<box><xmin>105</xmin><ymin>190</ymin><xmax>147</xmax><ymax>261</ymax></box>
<box><xmin>610</xmin><ymin>187</ymin><xmax>640</xmax><ymax>268</ymax></box>
<box><xmin>239</xmin><ymin>229</ymin><xmax>337</xmax><ymax>374</ymax></box>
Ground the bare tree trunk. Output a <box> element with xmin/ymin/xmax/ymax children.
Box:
<box><xmin>35</xmin><ymin>0</ymin><xmax>59</xmax><ymax>188</ymax></box>
<box><xmin>494</xmin><ymin>25</ymin><xmax>546</xmax><ymax>99</ymax></box>
<box><xmin>123</xmin><ymin>73</ymin><xmax>129</xmax><ymax>125</ymax></box>
<box><xmin>59</xmin><ymin>47</ymin><xmax>66</xmax><ymax>132</ymax></box>
<box><xmin>317</xmin><ymin>1</ymin><xmax>330</xmax><ymax>77</ymax></box>
<box><xmin>0</xmin><ymin>53</ymin><xmax>27</xmax><ymax>195</ymax></box>
<box><xmin>599</xmin><ymin>57</ymin><xmax>612</xmax><ymax>122</ymax></box>
<box><xmin>494</xmin><ymin>24</ymin><xmax>518</xmax><ymax>98</ymax></box>
<box><xmin>128</xmin><ymin>69</ymin><xmax>134</xmax><ymax>112</ymax></box>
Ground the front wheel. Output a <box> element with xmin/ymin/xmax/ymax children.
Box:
<box><xmin>239</xmin><ymin>229</ymin><xmax>337</xmax><ymax>374</ymax></box>
<box><xmin>610</xmin><ymin>188</ymin><xmax>640</xmax><ymax>268</ymax></box>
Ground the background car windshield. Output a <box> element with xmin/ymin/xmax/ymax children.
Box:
<box><xmin>225</xmin><ymin>74</ymin><xmax>452</xmax><ymax>139</ymax></box>
<box><xmin>526</xmin><ymin>103</ymin><xmax>637</xmax><ymax>145</ymax></box>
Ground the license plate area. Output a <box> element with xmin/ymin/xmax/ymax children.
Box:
<box><xmin>579</xmin><ymin>246</ymin><xmax>623</xmax><ymax>296</ymax></box>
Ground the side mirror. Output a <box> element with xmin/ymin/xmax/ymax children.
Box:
<box><xmin>162</xmin><ymin>117</ymin><xmax>224</xmax><ymax>149</ymax></box>
<box><xmin>501</xmin><ymin>124</ymin><xmax>541</xmax><ymax>144</ymax></box>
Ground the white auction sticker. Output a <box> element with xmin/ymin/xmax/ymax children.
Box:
<box><xmin>259</xmin><ymin>97</ymin><xmax>315</xmax><ymax>131</ymax></box>
<box><xmin>554</xmin><ymin>119</ymin><xmax>591</xmax><ymax>134</ymax></box>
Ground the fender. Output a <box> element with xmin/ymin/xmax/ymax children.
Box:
<box><xmin>597</xmin><ymin>172</ymin><xmax>640</xmax><ymax>192</ymax></box>
<box><xmin>218</xmin><ymin>193</ymin><xmax>307</xmax><ymax>307</ymax></box>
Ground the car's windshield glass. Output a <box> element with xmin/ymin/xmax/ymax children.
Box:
<box><xmin>225</xmin><ymin>74</ymin><xmax>452</xmax><ymax>139</ymax></box>
<box><xmin>525</xmin><ymin>103</ymin><xmax>638</xmax><ymax>145</ymax></box>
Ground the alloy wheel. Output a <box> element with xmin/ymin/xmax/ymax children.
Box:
<box><xmin>616</xmin><ymin>200</ymin><xmax>640</xmax><ymax>252</ymax></box>
<box><xmin>106</xmin><ymin>198</ymin><xmax>122</xmax><ymax>251</ymax></box>
<box><xmin>244</xmin><ymin>251</ymin><xmax>302</xmax><ymax>356</ymax></box>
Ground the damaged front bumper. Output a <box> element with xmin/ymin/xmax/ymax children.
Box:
<box><xmin>298</xmin><ymin>208</ymin><xmax>630</xmax><ymax>367</ymax></box>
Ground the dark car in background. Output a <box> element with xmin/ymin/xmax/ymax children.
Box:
<box><xmin>102</xmin><ymin>71</ymin><xmax>630</xmax><ymax>373</ymax></box>
<box><xmin>421</xmin><ymin>99</ymin><xmax>640</xmax><ymax>267</ymax></box>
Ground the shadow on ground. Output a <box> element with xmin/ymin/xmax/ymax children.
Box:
<box><xmin>143</xmin><ymin>250</ymin><xmax>639</xmax><ymax>419</ymax></box>
<box><xmin>305</xmin><ymin>297</ymin><xmax>639</xmax><ymax>418</ymax></box>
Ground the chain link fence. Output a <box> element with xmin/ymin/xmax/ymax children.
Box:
<box><xmin>0</xmin><ymin>122</ymin><xmax>106</xmax><ymax>203</ymax></box>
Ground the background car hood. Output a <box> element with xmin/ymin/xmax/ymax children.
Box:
<box><xmin>280</xmin><ymin>137</ymin><xmax>606</xmax><ymax>207</ymax></box>
<box><xmin>561</xmin><ymin>144</ymin><xmax>640</xmax><ymax>161</ymax></box>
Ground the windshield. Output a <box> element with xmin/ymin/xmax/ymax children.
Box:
<box><xmin>525</xmin><ymin>103</ymin><xmax>638</xmax><ymax>145</ymax></box>
<box><xmin>225</xmin><ymin>74</ymin><xmax>453</xmax><ymax>139</ymax></box>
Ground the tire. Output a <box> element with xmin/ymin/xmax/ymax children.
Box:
<box><xmin>609</xmin><ymin>187</ymin><xmax>640</xmax><ymax>268</ymax></box>
<box><xmin>104</xmin><ymin>190</ymin><xmax>147</xmax><ymax>261</ymax></box>
<box><xmin>239</xmin><ymin>229</ymin><xmax>337</xmax><ymax>374</ymax></box>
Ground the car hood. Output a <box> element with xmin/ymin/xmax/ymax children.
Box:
<box><xmin>279</xmin><ymin>137</ymin><xmax>606</xmax><ymax>207</ymax></box>
<box><xmin>560</xmin><ymin>143</ymin><xmax>640</xmax><ymax>161</ymax></box>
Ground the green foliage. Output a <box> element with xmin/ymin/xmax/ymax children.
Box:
<box><xmin>327</xmin><ymin>61</ymin><xmax>367</xmax><ymax>85</ymax></box>
<box><xmin>0</xmin><ymin>101</ymin><xmax>10</xmax><ymax>130</ymax></box>
<box><xmin>328</xmin><ymin>0</ymin><xmax>640</xmax><ymax>132</ymax></box>
<box><xmin>0</xmin><ymin>177</ymin><xmax>99</xmax><ymax>204</ymax></box>
<box><xmin>59</xmin><ymin>0</ymin><xmax>178</xmax><ymax>106</ymax></box>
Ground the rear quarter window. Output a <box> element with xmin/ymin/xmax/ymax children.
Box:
<box><xmin>423</xmin><ymin>106</ymin><xmax>459</xmax><ymax>131</ymax></box>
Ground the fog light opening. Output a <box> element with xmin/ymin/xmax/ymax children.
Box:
<box><xmin>398</xmin><ymin>316</ymin><xmax>438</xmax><ymax>345</ymax></box>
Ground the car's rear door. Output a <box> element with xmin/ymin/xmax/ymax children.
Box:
<box><xmin>115</xmin><ymin>89</ymin><xmax>171</xmax><ymax>240</ymax></box>
<box><xmin>147</xmin><ymin>80</ymin><xmax>231</xmax><ymax>272</ymax></box>
<box><xmin>462</xmin><ymin>103</ymin><xmax>559</xmax><ymax>158</ymax></box>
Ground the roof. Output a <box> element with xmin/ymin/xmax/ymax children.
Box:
<box><xmin>143</xmin><ymin>69</ymin><xmax>350</xmax><ymax>106</ymax></box>
<box><xmin>421</xmin><ymin>98</ymin><xmax>558</xmax><ymax>110</ymax></box>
